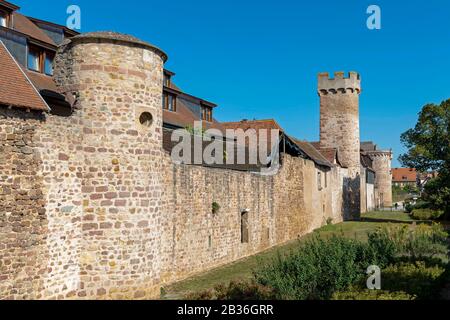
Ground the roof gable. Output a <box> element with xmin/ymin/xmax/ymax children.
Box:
<box><xmin>0</xmin><ymin>41</ymin><xmax>49</xmax><ymax>111</ymax></box>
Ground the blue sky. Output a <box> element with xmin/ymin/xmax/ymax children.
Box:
<box><xmin>15</xmin><ymin>0</ymin><xmax>450</xmax><ymax>167</ymax></box>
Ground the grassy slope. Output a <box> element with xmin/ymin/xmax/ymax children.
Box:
<box><xmin>162</xmin><ymin>211</ymin><xmax>414</xmax><ymax>300</ymax></box>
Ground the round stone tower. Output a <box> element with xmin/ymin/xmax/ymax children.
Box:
<box><xmin>318</xmin><ymin>71</ymin><xmax>362</xmax><ymax>220</ymax></box>
<box><xmin>53</xmin><ymin>32</ymin><xmax>168</xmax><ymax>299</ymax></box>
<box><xmin>369</xmin><ymin>151</ymin><xmax>393</xmax><ymax>208</ymax></box>
<box><xmin>318</xmin><ymin>71</ymin><xmax>361</xmax><ymax>174</ymax></box>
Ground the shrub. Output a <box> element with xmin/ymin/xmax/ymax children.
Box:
<box><xmin>405</xmin><ymin>203</ymin><xmax>414</xmax><ymax>214</ymax></box>
<box><xmin>411</xmin><ymin>208</ymin><xmax>444</xmax><ymax>221</ymax></box>
<box><xmin>253</xmin><ymin>237</ymin><xmax>383</xmax><ymax>300</ymax></box>
<box><xmin>187</xmin><ymin>280</ymin><xmax>275</xmax><ymax>300</ymax></box>
<box><xmin>367</xmin><ymin>223</ymin><xmax>448</xmax><ymax>263</ymax></box>
<box><xmin>212</xmin><ymin>202</ymin><xmax>221</xmax><ymax>215</ymax></box>
<box><xmin>332</xmin><ymin>288</ymin><xmax>415</xmax><ymax>300</ymax></box>
<box><xmin>382</xmin><ymin>262</ymin><xmax>446</xmax><ymax>299</ymax></box>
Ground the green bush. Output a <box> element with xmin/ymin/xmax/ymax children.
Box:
<box><xmin>253</xmin><ymin>237</ymin><xmax>384</xmax><ymax>300</ymax></box>
<box><xmin>411</xmin><ymin>208</ymin><xmax>444</xmax><ymax>221</ymax></box>
<box><xmin>405</xmin><ymin>203</ymin><xmax>414</xmax><ymax>214</ymax></box>
<box><xmin>367</xmin><ymin>223</ymin><xmax>448</xmax><ymax>262</ymax></box>
<box><xmin>332</xmin><ymin>287</ymin><xmax>415</xmax><ymax>300</ymax></box>
<box><xmin>187</xmin><ymin>280</ymin><xmax>275</xmax><ymax>300</ymax></box>
<box><xmin>382</xmin><ymin>262</ymin><xmax>446</xmax><ymax>299</ymax></box>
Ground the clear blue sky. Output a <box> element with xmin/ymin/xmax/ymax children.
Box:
<box><xmin>16</xmin><ymin>0</ymin><xmax>450</xmax><ymax>167</ymax></box>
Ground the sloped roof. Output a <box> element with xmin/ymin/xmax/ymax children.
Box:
<box><xmin>0</xmin><ymin>41</ymin><xmax>49</xmax><ymax>111</ymax></box>
<box><xmin>162</xmin><ymin>128</ymin><xmax>268</xmax><ymax>172</ymax></box>
<box><xmin>12</xmin><ymin>12</ymin><xmax>56</xmax><ymax>46</ymax></box>
<box><xmin>310</xmin><ymin>141</ymin><xmax>339</xmax><ymax>165</ymax></box>
<box><xmin>292</xmin><ymin>138</ymin><xmax>333</xmax><ymax>168</ymax></box>
<box><xmin>392</xmin><ymin>168</ymin><xmax>417</xmax><ymax>182</ymax></box>
<box><xmin>222</xmin><ymin>119</ymin><xmax>283</xmax><ymax>132</ymax></box>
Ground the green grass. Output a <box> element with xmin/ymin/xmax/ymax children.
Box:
<box><xmin>162</xmin><ymin>211</ymin><xmax>414</xmax><ymax>300</ymax></box>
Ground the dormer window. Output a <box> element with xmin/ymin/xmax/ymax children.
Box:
<box><xmin>163</xmin><ymin>92</ymin><xmax>177</xmax><ymax>112</ymax></box>
<box><xmin>0</xmin><ymin>10</ymin><xmax>9</xmax><ymax>28</ymax></box>
<box><xmin>27</xmin><ymin>44</ymin><xmax>55</xmax><ymax>75</ymax></box>
<box><xmin>201</xmin><ymin>106</ymin><xmax>213</xmax><ymax>122</ymax></box>
<box><xmin>44</xmin><ymin>52</ymin><xmax>54</xmax><ymax>75</ymax></box>
<box><xmin>27</xmin><ymin>45</ymin><xmax>41</xmax><ymax>72</ymax></box>
<box><xmin>163</xmin><ymin>70</ymin><xmax>174</xmax><ymax>88</ymax></box>
<box><xmin>163</xmin><ymin>74</ymin><xmax>171</xmax><ymax>87</ymax></box>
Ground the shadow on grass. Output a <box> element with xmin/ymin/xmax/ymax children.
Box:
<box><xmin>361</xmin><ymin>217</ymin><xmax>433</xmax><ymax>225</ymax></box>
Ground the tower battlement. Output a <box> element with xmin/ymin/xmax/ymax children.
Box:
<box><xmin>318</xmin><ymin>71</ymin><xmax>361</xmax><ymax>94</ymax></box>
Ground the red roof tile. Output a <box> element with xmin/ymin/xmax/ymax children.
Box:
<box><xmin>12</xmin><ymin>13</ymin><xmax>56</xmax><ymax>46</ymax></box>
<box><xmin>392</xmin><ymin>168</ymin><xmax>417</xmax><ymax>182</ymax></box>
<box><xmin>0</xmin><ymin>41</ymin><xmax>49</xmax><ymax>111</ymax></box>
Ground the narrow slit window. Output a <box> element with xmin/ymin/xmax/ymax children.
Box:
<box><xmin>241</xmin><ymin>211</ymin><xmax>249</xmax><ymax>244</ymax></box>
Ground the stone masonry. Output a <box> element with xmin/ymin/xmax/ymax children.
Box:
<box><xmin>0</xmin><ymin>32</ymin><xmax>390</xmax><ymax>299</ymax></box>
<box><xmin>318</xmin><ymin>72</ymin><xmax>362</xmax><ymax>219</ymax></box>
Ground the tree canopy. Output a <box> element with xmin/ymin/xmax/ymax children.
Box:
<box><xmin>400</xmin><ymin>99</ymin><xmax>450</xmax><ymax>216</ymax></box>
<box><xmin>399</xmin><ymin>99</ymin><xmax>450</xmax><ymax>173</ymax></box>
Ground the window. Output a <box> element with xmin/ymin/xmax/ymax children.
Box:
<box><xmin>324</xmin><ymin>171</ymin><xmax>328</xmax><ymax>188</ymax></box>
<box><xmin>44</xmin><ymin>52</ymin><xmax>54</xmax><ymax>76</ymax></box>
<box><xmin>163</xmin><ymin>74</ymin><xmax>171</xmax><ymax>87</ymax></box>
<box><xmin>27</xmin><ymin>46</ymin><xmax>41</xmax><ymax>72</ymax></box>
<box><xmin>163</xmin><ymin>93</ymin><xmax>176</xmax><ymax>112</ymax></box>
<box><xmin>201</xmin><ymin>106</ymin><xmax>212</xmax><ymax>122</ymax></box>
<box><xmin>27</xmin><ymin>45</ymin><xmax>55</xmax><ymax>74</ymax></box>
<box><xmin>241</xmin><ymin>211</ymin><xmax>249</xmax><ymax>244</ymax></box>
<box><xmin>0</xmin><ymin>11</ymin><xmax>8</xmax><ymax>28</ymax></box>
<box><xmin>317</xmin><ymin>171</ymin><xmax>322</xmax><ymax>190</ymax></box>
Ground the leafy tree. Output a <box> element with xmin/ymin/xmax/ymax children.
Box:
<box><xmin>399</xmin><ymin>99</ymin><xmax>450</xmax><ymax>217</ymax></box>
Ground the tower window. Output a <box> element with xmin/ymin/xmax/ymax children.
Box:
<box><xmin>163</xmin><ymin>93</ymin><xmax>177</xmax><ymax>112</ymax></box>
<box><xmin>201</xmin><ymin>106</ymin><xmax>213</xmax><ymax>122</ymax></box>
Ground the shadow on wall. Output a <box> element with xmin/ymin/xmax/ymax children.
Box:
<box><xmin>343</xmin><ymin>174</ymin><xmax>361</xmax><ymax>221</ymax></box>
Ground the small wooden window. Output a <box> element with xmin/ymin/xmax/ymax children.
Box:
<box><xmin>28</xmin><ymin>45</ymin><xmax>42</xmax><ymax>72</ymax></box>
<box><xmin>163</xmin><ymin>74</ymin><xmax>171</xmax><ymax>87</ymax></box>
<box><xmin>44</xmin><ymin>51</ymin><xmax>54</xmax><ymax>76</ymax></box>
<box><xmin>201</xmin><ymin>106</ymin><xmax>212</xmax><ymax>122</ymax></box>
<box><xmin>163</xmin><ymin>93</ymin><xmax>177</xmax><ymax>112</ymax></box>
<box><xmin>27</xmin><ymin>45</ymin><xmax>55</xmax><ymax>75</ymax></box>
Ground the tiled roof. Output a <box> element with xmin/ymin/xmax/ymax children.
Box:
<box><xmin>222</xmin><ymin>119</ymin><xmax>282</xmax><ymax>132</ymax></box>
<box><xmin>309</xmin><ymin>141</ymin><xmax>339</xmax><ymax>165</ymax></box>
<box><xmin>0</xmin><ymin>41</ymin><xmax>49</xmax><ymax>111</ymax></box>
<box><xmin>291</xmin><ymin>138</ymin><xmax>333</xmax><ymax>168</ymax></box>
<box><xmin>12</xmin><ymin>13</ymin><xmax>56</xmax><ymax>46</ymax></box>
<box><xmin>162</xmin><ymin>128</ymin><xmax>268</xmax><ymax>172</ymax></box>
<box><xmin>392</xmin><ymin>168</ymin><xmax>417</xmax><ymax>182</ymax></box>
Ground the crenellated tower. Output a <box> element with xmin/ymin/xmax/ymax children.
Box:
<box><xmin>318</xmin><ymin>71</ymin><xmax>362</xmax><ymax>219</ymax></box>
